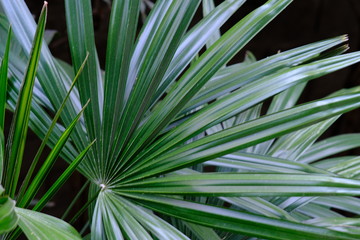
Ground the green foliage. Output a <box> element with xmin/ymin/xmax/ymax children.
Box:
<box><xmin>0</xmin><ymin>186</ymin><xmax>18</xmax><ymax>235</ymax></box>
<box><xmin>2</xmin><ymin>0</ymin><xmax>360</xmax><ymax>239</ymax></box>
<box><xmin>0</xmin><ymin>3</ymin><xmax>91</xmax><ymax>240</ymax></box>
<box><xmin>15</xmin><ymin>208</ymin><xmax>81</xmax><ymax>240</ymax></box>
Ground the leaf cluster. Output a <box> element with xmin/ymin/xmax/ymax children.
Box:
<box><xmin>1</xmin><ymin>0</ymin><xmax>360</xmax><ymax>239</ymax></box>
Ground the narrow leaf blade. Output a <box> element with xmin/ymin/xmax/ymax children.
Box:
<box><xmin>4</xmin><ymin>2</ymin><xmax>47</xmax><ymax>197</ymax></box>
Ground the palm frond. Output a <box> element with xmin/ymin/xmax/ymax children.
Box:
<box><xmin>2</xmin><ymin>0</ymin><xmax>360</xmax><ymax>239</ymax></box>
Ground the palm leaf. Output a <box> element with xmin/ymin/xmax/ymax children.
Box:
<box><xmin>117</xmin><ymin>173</ymin><xmax>360</xmax><ymax>197</ymax></box>
<box><xmin>126</xmin><ymin>52</ymin><xmax>360</xmax><ymax>173</ymax></box>
<box><xmin>3</xmin><ymin>3</ymin><xmax>47</xmax><ymax>197</ymax></box>
<box><xmin>3</xmin><ymin>0</ymin><xmax>360</xmax><ymax>239</ymax></box>
<box><xmin>121</xmin><ymin>90</ymin><xmax>360</xmax><ymax>182</ymax></box>
<box><xmin>154</xmin><ymin>0</ymin><xmax>246</xmax><ymax>102</ymax></box>
<box><xmin>0</xmin><ymin>27</ymin><xmax>10</xmax><ymax>131</ymax></box>
<box><xmin>17</xmin><ymin>100</ymin><xmax>89</xmax><ymax>208</ymax></box>
<box><xmin>125</xmin><ymin>0</ymin><xmax>292</xmax><ymax>166</ymax></box>
<box><xmin>1</xmin><ymin>0</ymin><xmax>88</xmax><ymax>162</ymax></box>
<box><xmin>101</xmin><ymin>0</ymin><xmax>140</xmax><ymax>172</ymax></box>
<box><xmin>110</xmin><ymin>0</ymin><xmax>201</xmax><ymax>171</ymax></box>
<box><xmin>64</xmin><ymin>0</ymin><xmax>102</xmax><ymax>165</ymax></box>
<box><xmin>300</xmin><ymin>134</ymin><xmax>360</xmax><ymax>164</ymax></box>
<box><xmin>122</xmin><ymin>193</ymin><xmax>359</xmax><ymax>240</ymax></box>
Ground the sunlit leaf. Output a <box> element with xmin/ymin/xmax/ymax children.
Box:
<box><xmin>16</xmin><ymin>207</ymin><xmax>81</xmax><ymax>240</ymax></box>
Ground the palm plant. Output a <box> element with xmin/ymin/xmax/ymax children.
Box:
<box><xmin>0</xmin><ymin>4</ymin><xmax>92</xmax><ymax>239</ymax></box>
<box><xmin>2</xmin><ymin>0</ymin><xmax>360</xmax><ymax>239</ymax></box>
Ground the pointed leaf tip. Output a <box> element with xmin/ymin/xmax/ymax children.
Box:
<box><xmin>42</xmin><ymin>1</ymin><xmax>48</xmax><ymax>13</ymax></box>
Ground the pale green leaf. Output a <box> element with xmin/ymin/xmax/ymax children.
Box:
<box><xmin>0</xmin><ymin>189</ymin><xmax>18</xmax><ymax>235</ymax></box>
<box><xmin>16</xmin><ymin>207</ymin><xmax>81</xmax><ymax>240</ymax></box>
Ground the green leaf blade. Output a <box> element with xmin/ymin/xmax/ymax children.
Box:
<box><xmin>1</xmin><ymin>0</ymin><xmax>88</xmax><ymax>157</ymax></box>
<box><xmin>131</xmin><ymin>51</ymin><xmax>360</xmax><ymax>170</ymax></box>
<box><xmin>154</xmin><ymin>0</ymin><xmax>246</xmax><ymax>102</ymax></box>
<box><xmin>64</xmin><ymin>0</ymin><xmax>102</xmax><ymax>167</ymax></box>
<box><xmin>123</xmin><ymin>91</ymin><xmax>360</xmax><ymax>182</ymax></box>
<box><xmin>0</xmin><ymin>191</ymin><xmax>18</xmax><ymax>235</ymax></box>
<box><xmin>17</xmin><ymin>100</ymin><xmax>89</xmax><ymax>208</ymax></box>
<box><xmin>4</xmin><ymin>2</ymin><xmax>47</xmax><ymax>198</ymax></box>
<box><xmin>33</xmin><ymin>140</ymin><xmax>95</xmax><ymax>212</ymax></box>
<box><xmin>108</xmin><ymin>0</ymin><xmax>201</xmax><ymax>178</ymax></box>
<box><xmin>117</xmin><ymin>0</ymin><xmax>293</xmax><ymax>177</ymax></box>
<box><xmin>16</xmin><ymin>207</ymin><xmax>81</xmax><ymax>240</ymax></box>
<box><xmin>122</xmin><ymin>193</ymin><xmax>359</xmax><ymax>240</ymax></box>
<box><xmin>0</xmin><ymin>27</ymin><xmax>11</xmax><ymax>131</ymax></box>
<box><xmin>300</xmin><ymin>134</ymin><xmax>360</xmax><ymax>164</ymax></box>
<box><xmin>101</xmin><ymin>0</ymin><xmax>140</xmax><ymax>175</ymax></box>
<box><xmin>117</xmin><ymin>173</ymin><xmax>360</xmax><ymax>197</ymax></box>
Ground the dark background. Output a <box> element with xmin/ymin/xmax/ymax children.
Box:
<box><xmin>17</xmin><ymin>0</ymin><xmax>360</xmax><ymax>231</ymax></box>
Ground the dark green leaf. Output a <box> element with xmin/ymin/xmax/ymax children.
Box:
<box><xmin>123</xmin><ymin>0</ymin><xmax>293</xmax><ymax>173</ymax></box>
<box><xmin>101</xmin><ymin>0</ymin><xmax>140</xmax><ymax>173</ymax></box>
<box><xmin>64</xmin><ymin>0</ymin><xmax>102</xmax><ymax>168</ymax></box>
<box><xmin>117</xmin><ymin>173</ymin><xmax>360</xmax><ymax>197</ymax></box>
<box><xmin>123</xmin><ymin>193</ymin><xmax>359</xmax><ymax>240</ymax></box>
<box><xmin>33</xmin><ymin>140</ymin><xmax>95</xmax><ymax>212</ymax></box>
<box><xmin>17</xmin><ymin>100</ymin><xmax>90</xmax><ymax>208</ymax></box>
<box><xmin>4</xmin><ymin>3</ymin><xmax>47</xmax><ymax>197</ymax></box>
<box><xmin>122</xmin><ymin>90</ymin><xmax>360</xmax><ymax>182</ymax></box>
<box><xmin>0</xmin><ymin>27</ymin><xmax>11</xmax><ymax>131</ymax></box>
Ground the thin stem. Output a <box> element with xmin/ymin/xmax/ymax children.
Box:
<box><xmin>69</xmin><ymin>189</ymin><xmax>100</xmax><ymax>225</ymax></box>
<box><xmin>62</xmin><ymin>180</ymin><xmax>90</xmax><ymax>220</ymax></box>
<box><xmin>17</xmin><ymin>53</ymin><xmax>89</xmax><ymax>201</ymax></box>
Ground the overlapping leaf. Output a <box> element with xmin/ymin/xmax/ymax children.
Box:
<box><xmin>122</xmin><ymin>193</ymin><xmax>360</xmax><ymax>240</ymax></box>
<box><xmin>0</xmin><ymin>186</ymin><xmax>18</xmax><ymax>235</ymax></box>
<box><xmin>16</xmin><ymin>208</ymin><xmax>81</xmax><ymax>240</ymax></box>
<box><xmin>2</xmin><ymin>0</ymin><xmax>360</xmax><ymax>239</ymax></box>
